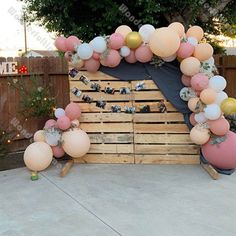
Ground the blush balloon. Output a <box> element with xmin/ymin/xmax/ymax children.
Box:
<box><xmin>55</xmin><ymin>36</ymin><xmax>67</xmax><ymax>52</ymax></box>
<box><xmin>51</xmin><ymin>146</ymin><xmax>65</xmax><ymax>158</ymax></box>
<box><xmin>92</xmin><ymin>52</ymin><xmax>100</xmax><ymax>60</ymax></box>
<box><xmin>125</xmin><ymin>50</ymin><xmax>137</xmax><ymax>63</ymax></box>
<box><xmin>135</xmin><ymin>45</ymin><xmax>153</xmax><ymax>63</ymax></box>
<box><xmin>44</xmin><ymin>119</ymin><xmax>58</xmax><ymax>129</ymax></box>
<box><xmin>208</xmin><ymin>117</ymin><xmax>230</xmax><ymax>136</ymax></box>
<box><xmin>57</xmin><ymin>116</ymin><xmax>71</xmax><ymax>130</ymax></box>
<box><xmin>181</xmin><ymin>75</ymin><xmax>191</xmax><ymax>86</ymax></box>
<box><xmin>202</xmin><ymin>131</ymin><xmax>236</xmax><ymax>169</ymax></box>
<box><xmin>65</xmin><ymin>102</ymin><xmax>81</xmax><ymax>120</ymax></box>
<box><xmin>109</xmin><ymin>33</ymin><xmax>125</xmax><ymax>50</ymax></box>
<box><xmin>65</xmin><ymin>36</ymin><xmax>81</xmax><ymax>52</ymax></box>
<box><xmin>84</xmin><ymin>58</ymin><xmax>100</xmax><ymax>72</ymax></box>
<box><xmin>191</xmin><ymin>73</ymin><xmax>209</xmax><ymax>91</ymax></box>
<box><xmin>190</xmin><ymin>113</ymin><xmax>197</xmax><ymax>126</ymax></box>
<box><xmin>104</xmin><ymin>49</ymin><xmax>121</xmax><ymax>67</ymax></box>
<box><xmin>177</xmin><ymin>42</ymin><xmax>195</xmax><ymax>59</ymax></box>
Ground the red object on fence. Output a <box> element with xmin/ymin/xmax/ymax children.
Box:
<box><xmin>18</xmin><ymin>65</ymin><xmax>28</xmax><ymax>74</ymax></box>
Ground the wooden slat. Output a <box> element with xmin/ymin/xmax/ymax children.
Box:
<box><xmin>135</xmin><ymin>155</ymin><xmax>200</xmax><ymax>164</ymax></box>
<box><xmin>134</xmin><ymin>124</ymin><xmax>190</xmax><ymax>133</ymax></box>
<box><xmin>80</xmin><ymin>113</ymin><xmax>133</xmax><ymax>122</ymax></box>
<box><xmin>135</xmin><ymin>145</ymin><xmax>199</xmax><ymax>154</ymax></box>
<box><xmin>133</xmin><ymin>91</ymin><xmax>165</xmax><ymax>100</ymax></box>
<box><xmin>88</xmin><ymin>133</ymin><xmax>133</xmax><ymax>143</ymax></box>
<box><xmin>88</xmin><ymin>144</ymin><xmax>134</xmax><ymax>154</ymax></box>
<box><xmin>133</xmin><ymin>113</ymin><xmax>184</xmax><ymax>122</ymax></box>
<box><xmin>80</xmin><ymin>123</ymin><xmax>133</xmax><ymax>132</ymax></box>
<box><xmin>134</xmin><ymin>134</ymin><xmax>193</xmax><ymax>144</ymax></box>
<box><xmin>69</xmin><ymin>71</ymin><xmax>118</xmax><ymax>81</ymax></box>
<box><xmin>74</xmin><ymin>154</ymin><xmax>134</xmax><ymax>164</ymax></box>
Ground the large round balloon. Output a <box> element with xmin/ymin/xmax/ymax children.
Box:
<box><xmin>188</xmin><ymin>97</ymin><xmax>200</xmax><ymax>112</ymax></box>
<box><xmin>193</xmin><ymin>43</ymin><xmax>213</xmax><ymax>61</ymax></box>
<box><xmin>84</xmin><ymin>58</ymin><xmax>100</xmax><ymax>72</ymax></box>
<box><xmin>109</xmin><ymin>33</ymin><xmax>124</xmax><ymax>50</ymax></box>
<box><xmin>125</xmin><ymin>50</ymin><xmax>137</xmax><ymax>63</ymax></box>
<box><xmin>125</xmin><ymin>32</ymin><xmax>142</xmax><ymax>49</ymax></box>
<box><xmin>186</xmin><ymin>26</ymin><xmax>204</xmax><ymax>42</ymax></box>
<box><xmin>77</xmin><ymin>43</ymin><xmax>93</xmax><ymax>60</ymax></box>
<box><xmin>55</xmin><ymin>36</ymin><xmax>67</xmax><ymax>52</ymax></box>
<box><xmin>138</xmin><ymin>24</ymin><xmax>155</xmax><ymax>43</ymax></box>
<box><xmin>180</xmin><ymin>57</ymin><xmax>201</xmax><ymax>76</ymax></box>
<box><xmin>51</xmin><ymin>146</ymin><xmax>65</xmax><ymax>158</ymax></box>
<box><xmin>104</xmin><ymin>49</ymin><xmax>121</xmax><ymax>67</ymax></box>
<box><xmin>215</xmin><ymin>91</ymin><xmax>228</xmax><ymax>105</ymax></box>
<box><xmin>202</xmin><ymin>131</ymin><xmax>236</xmax><ymax>169</ymax></box>
<box><xmin>204</xmin><ymin>104</ymin><xmax>221</xmax><ymax>120</ymax></box>
<box><xmin>200</xmin><ymin>88</ymin><xmax>217</xmax><ymax>105</ymax></box>
<box><xmin>62</xmin><ymin>128</ymin><xmax>90</xmax><ymax>158</ymax></box>
<box><xmin>177</xmin><ymin>42</ymin><xmax>195</xmax><ymax>59</ymax></box>
<box><xmin>208</xmin><ymin>117</ymin><xmax>230</xmax><ymax>136</ymax></box>
<box><xmin>208</xmin><ymin>75</ymin><xmax>227</xmax><ymax>92</ymax></box>
<box><xmin>191</xmin><ymin>73</ymin><xmax>209</xmax><ymax>91</ymax></box>
<box><xmin>149</xmin><ymin>27</ymin><xmax>180</xmax><ymax>57</ymax></box>
<box><xmin>221</xmin><ymin>98</ymin><xmax>236</xmax><ymax>115</ymax></box>
<box><xmin>65</xmin><ymin>36</ymin><xmax>81</xmax><ymax>52</ymax></box>
<box><xmin>115</xmin><ymin>25</ymin><xmax>132</xmax><ymax>38</ymax></box>
<box><xmin>24</xmin><ymin>142</ymin><xmax>53</xmax><ymax>171</ymax></box>
<box><xmin>91</xmin><ymin>36</ymin><xmax>107</xmax><ymax>53</ymax></box>
<box><xmin>135</xmin><ymin>45</ymin><xmax>153</xmax><ymax>63</ymax></box>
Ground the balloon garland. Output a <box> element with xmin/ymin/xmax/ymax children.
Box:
<box><xmin>24</xmin><ymin>22</ymin><xmax>236</xmax><ymax>173</ymax></box>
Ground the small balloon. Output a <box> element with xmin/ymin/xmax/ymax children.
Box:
<box><xmin>91</xmin><ymin>36</ymin><xmax>107</xmax><ymax>53</ymax></box>
<box><xmin>180</xmin><ymin>57</ymin><xmax>201</xmax><ymax>76</ymax></box>
<box><xmin>104</xmin><ymin>49</ymin><xmax>121</xmax><ymax>67</ymax></box>
<box><xmin>190</xmin><ymin>124</ymin><xmax>210</xmax><ymax>145</ymax></box>
<box><xmin>193</xmin><ymin>43</ymin><xmax>214</xmax><ymax>61</ymax></box>
<box><xmin>33</xmin><ymin>130</ymin><xmax>46</xmax><ymax>142</ymax></box>
<box><xmin>220</xmin><ymin>98</ymin><xmax>236</xmax><ymax>115</ymax></box>
<box><xmin>51</xmin><ymin>146</ymin><xmax>65</xmax><ymax>158</ymax></box>
<box><xmin>115</xmin><ymin>25</ymin><xmax>132</xmax><ymax>38</ymax></box>
<box><xmin>135</xmin><ymin>44</ymin><xmax>153</xmax><ymax>63</ymax></box>
<box><xmin>200</xmin><ymin>88</ymin><xmax>217</xmax><ymax>105</ymax></box>
<box><xmin>84</xmin><ymin>58</ymin><xmax>100</xmax><ymax>72</ymax></box>
<box><xmin>65</xmin><ymin>103</ymin><xmax>81</xmax><ymax>120</ymax></box>
<box><xmin>186</xmin><ymin>26</ymin><xmax>204</xmax><ymax>42</ymax></box>
<box><xmin>54</xmin><ymin>108</ymin><xmax>65</xmax><ymax>119</ymax></box>
<box><xmin>204</xmin><ymin>104</ymin><xmax>221</xmax><ymax>120</ymax></box>
<box><xmin>187</xmin><ymin>37</ymin><xmax>198</xmax><ymax>46</ymax></box>
<box><xmin>57</xmin><ymin>116</ymin><xmax>71</xmax><ymax>130</ymax></box>
<box><xmin>188</xmin><ymin>97</ymin><xmax>200</xmax><ymax>112</ymax></box>
<box><xmin>77</xmin><ymin>43</ymin><xmax>93</xmax><ymax>60</ymax></box>
<box><xmin>55</xmin><ymin>36</ymin><xmax>67</xmax><ymax>52</ymax></box>
<box><xmin>208</xmin><ymin>75</ymin><xmax>227</xmax><ymax>92</ymax></box>
<box><xmin>65</xmin><ymin>36</ymin><xmax>81</xmax><ymax>52</ymax></box>
<box><xmin>194</xmin><ymin>112</ymin><xmax>208</xmax><ymax>124</ymax></box>
<box><xmin>125</xmin><ymin>32</ymin><xmax>142</xmax><ymax>49</ymax></box>
<box><xmin>191</xmin><ymin>73</ymin><xmax>209</xmax><ymax>91</ymax></box>
<box><xmin>138</xmin><ymin>24</ymin><xmax>155</xmax><ymax>43</ymax></box>
<box><xmin>125</xmin><ymin>50</ymin><xmax>137</xmax><ymax>63</ymax></box>
<box><xmin>177</xmin><ymin>42</ymin><xmax>195</xmax><ymax>59</ymax></box>
<box><xmin>208</xmin><ymin>117</ymin><xmax>230</xmax><ymax>136</ymax></box>
<box><xmin>120</xmin><ymin>46</ymin><xmax>131</xmax><ymax>57</ymax></box>
<box><xmin>44</xmin><ymin>119</ymin><xmax>58</xmax><ymax>129</ymax></box>
<box><xmin>109</xmin><ymin>33</ymin><xmax>125</xmax><ymax>50</ymax></box>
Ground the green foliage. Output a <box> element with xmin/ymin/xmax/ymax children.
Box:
<box><xmin>22</xmin><ymin>0</ymin><xmax>236</xmax><ymax>47</ymax></box>
<box><xmin>8</xmin><ymin>76</ymin><xmax>56</xmax><ymax>119</ymax></box>
<box><xmin>0</xmin><ymin>130</ymin><xmax>11</xmax><ymax>158</ymax></box>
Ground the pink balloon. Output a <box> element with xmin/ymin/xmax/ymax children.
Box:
<box><xmin>44</xmin><ymin>119</ymin><xmax>58</xmax><ymax>129</ymax></box>
<box><xmin>92</xmin><ymin>52</ymin><xmax>100</xmax><ymax>60</ymax></box>
<box><xmin>84</xmin><ymin>58</ymin><xmax>100</xmax><ymax>72</ymax></box>
<box><xmin>181</xmin><ymin>75</ymin><xmax>191</xmax><ymax>87</ymax></box>
<box><xmin>65</xmin><ymin>36</ymin><xmax>81</xmax><ymax>52</ymax></box>
<box><xmin>109</xmin><ymin>33</ymin><xmax>125</xmax><ymax>50</ymax></box>
<box><xmin>190</xmin><ymin>113</ymin><xmax>197</xmax><ymax>126</ymax></box>
<box><xmin>51</xmin><ymin>146</ymin><xmax>65</xmax><ymax>158</ymax></box>
<box><xmin>65</xmin><ymin>102</ymin><xmax>81</xmax><ymax>120</ymax></box>
<box><xmin>177</xmin><ymin>42</ymin><xmax>195</xmax><ymax>59</ymax></box>
<box><xmin>202</xmin><ymin>131</ymin><xmax>236</xmax><ymax>169</ymax></box>
<box><xmin>208</xmin><ymin>117</ymin><xmax>230</xmax><ymax>136</ymax></box>
<box><xmin>125</xmin><ymin>50</ymin><xmax>137</xmax><ymax>63</ymax></box>
<box><xmin>55</xmin><ymin>36</ymin><xmax>67</xmax><ymax>52</ymax></box>
<box><xmin>57</xmin><ymin>116</ymin><xmax>71</xmax><ymax>130</ymax></box>
<box><xmin>104</xmin><ymin>49</ymin><xmax>121</xmax><ymax>67</ymax></box>
<box><xmin>191</xmin><ymin>73</ymin><xmax>209</xmax><ymax>91</ymax></box>
<box><xmin>135</xmin><ymin>45</ymin><xmax>153</xmax><ymax>63</ymax></box>
<box><xmin>64</xmin><ymin>51</ymin><xmax>73</xmax><ymax>62</ymax></box>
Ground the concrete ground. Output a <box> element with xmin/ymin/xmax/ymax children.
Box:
<box><xmin>0</xmin><ymin>164</ymin><xmax>236</xmax><ymax>236</ymax></box>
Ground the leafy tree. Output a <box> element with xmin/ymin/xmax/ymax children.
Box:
<box><xmin>22</xmin><ymin>0</ymin><xmax>236</xmax><ymax>46</ymax></box>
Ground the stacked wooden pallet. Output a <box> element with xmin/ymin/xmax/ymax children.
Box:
<box><xmin>69</xmin><ymin>70</ymin><xmax>200</xmax><ymax>164</ymax></box>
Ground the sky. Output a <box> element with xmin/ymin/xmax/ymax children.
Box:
<box><xmin>0</xmin><ymin>0</ymin><xmax>56</xmax><ymax>56</ymax></box>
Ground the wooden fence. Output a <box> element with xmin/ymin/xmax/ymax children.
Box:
<box><xmin>0</xmin><ymin>55</ymin><xmax>235</xmax><ymax>153</ymax></box>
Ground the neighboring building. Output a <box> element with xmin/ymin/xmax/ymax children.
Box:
<box><xmin>24</xmin><ymin>50</ymin><xmax>59</xmax><ymax>58</ymax></box>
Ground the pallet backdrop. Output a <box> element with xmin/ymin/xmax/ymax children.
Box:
<box><xmin>70</xmin><ymin>70</ymin><xmax>200</xmax><ymax>164</ymax></box>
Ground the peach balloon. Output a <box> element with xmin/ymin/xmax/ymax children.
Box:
<box><xmin>104</xmin><ymin>49</ymin><xmax>121</xmax><ymax>67</ymax></box>
<box><xmin>188</xmin><ymin>97</ymin><xmax>200</xmax><ymax>112</ymax></box>
<box><xmin>200</xmin><ymin>88</ymin><xmax>217</xmax><ymax>105</ymax></box>
<box><xmin>92</xmin><ymin>52</ymin><xmax>100</xmax><ymax>60</ymax></box>
<box><xmin>180</xmin><ymin>57</ymin><xmax>201</xmax><ymax>76</ymax></box>
<box><xmin>33</xmin><ymin>130</ymin><xmax>45</xmax><ymax>142</ymax></box>
<box><xmin>208</xmin><ymin>117</ymin><xmax>230</xmax><ymax>136</ymax></box>
<box><xmin>115</xmin><ymin>25</ymin><xmax>132</xmax><ymax>38</ymax></box>
<box><xmin>135</xmin><ymin>45</ymin><xmax>153</xmax><ymax>63</ymax></box>
<box><xmin>193</xmin><ymin>43</ymin><xmax>213</xmax><ymax>61</ymax></box>
<box><xmin>186</xmin><ymin>26</ymin><xmax>204</xmax><ymax>42</ymax></box>
<box><xmin>62</xmin><ymin>128</ymin><xmax>90</xmax><ymax>158</ymax></box>
<box><xmin>149</xmin><ymin>27</ymin><xmax>180</xmax><ymax>57</ymax></box>
<box><xmin>24</xmin><ymin>142</ymin><xmax>53</xmax><ymax>171</ymax></box>
<box><xmin>84</xmin><ymin>58</ymin><xmax>100</xmax><ymax>72</ymax></box>
<box><xmin>177</xmin><ymin>42</ymin><xmax>195</xmax><ymax>59</ymax></box>
<box><xmin>190</xmin><ymin>125</ymin><xmax>210</xmax><ymax>145</ymax></box>
<box><xmin>168</xmin><ymin>22</ymin><xmax>185</xmax><ymax>38</ymax></box>
<box><xmin>125</xmin><ymin>50</ymin><xmax>137</xmax><ymax>63</ymax></box>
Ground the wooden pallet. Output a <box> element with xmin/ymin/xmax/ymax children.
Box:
<box><xmin>69</xmin><ymin>70</ymin><xmax>200</xmax><ymax>165</ymax></box>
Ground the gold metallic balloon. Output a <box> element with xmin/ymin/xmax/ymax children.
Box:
<box><xmin>125</xmin><ymin>32</ymin><xmax>142</xmax><ymax>49</ymax></box>
<box><xmin>221</xmin><ymin>98</ymin><xmax>236</xmax><ymax>115</ymax></box>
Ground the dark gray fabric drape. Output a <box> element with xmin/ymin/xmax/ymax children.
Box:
<box><xmin>100</xmin><ymin>60</ymin><xmax>234</xmax><ymax>175</ymax></box>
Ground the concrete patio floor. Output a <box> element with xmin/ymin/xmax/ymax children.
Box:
<box><xmin>0</xmin><ymin>164</ymin><xmax>236</xmax><ymax>236</ymax></box>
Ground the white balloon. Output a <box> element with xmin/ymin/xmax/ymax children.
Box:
<box><xmin>45</xmin><ymin>129</ymin><xmax>61</xmax><ymax>147</ymax></box>
<box><xmin>179</xmin><ymin>87</ymin><xmax>196</xmax><ymax>101</ymax></box>
<box><xmin>215</xmin><ymin>91</ymin><xmax>228</xmax><ymax>105</ymax></box>
<box><xmin>77</xmin><ymin>43</ymin><xmax>93</xmax><ymax>60</ymax></box>
<box><xmin>138</xmin><ymin>24</ymin><xmax>155</xmax><ymax>43</ymax></box>
<box><xmin>120</xmin><ymin>46</ymin><xmax>131</xmax><ymax>57</ymax></box>
<box><xmin>187</xmin><ymin>37</ymin><xmax>198</xmax><ymax>46</ymax></box>
<box><xmin>194</xmin><ymin>112</ymin><xmax>208</xmax><ymax>123</ymax></box>
<box><xmin>204</xmin><ymin>104</ymin><xmax>221</xmax><ymax>120</ymax></box>
<box><xmin>208</xmin><ymin>75</ymin><xmax>227</xmax><ymax>92</ymax></box>
<box><xmin>203</xmin><ymin>56</ymin><xmax>215</xmax><ymax>66</ymax></box>
<box><xmin>54</xmin><ymin>108</ymin><xmax>65</xmax><ymax>118</ymax></box>
<box><xmin>91</xmin><ymin>36</ymin><xmax>107</xmax><ymax>53</ymax></box>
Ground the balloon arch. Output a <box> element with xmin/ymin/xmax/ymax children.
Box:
<box><xmin>24</xmin><ymin>22</ymin><xmax>236</xmax><ymax>175</ymax></box>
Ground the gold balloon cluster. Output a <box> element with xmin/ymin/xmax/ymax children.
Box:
<box><xmin>221</xmin><ymin>98</ymin><xmax>236</xmax><ymax>115</ymax></box>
